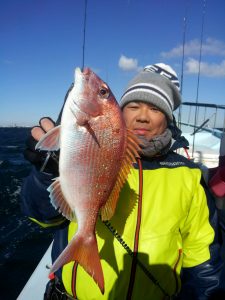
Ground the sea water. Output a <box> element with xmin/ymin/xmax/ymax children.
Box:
<box><xmin>0</xmin><ymin>127</ymin><xmax>53</xmax><ymax>300</ymax></box>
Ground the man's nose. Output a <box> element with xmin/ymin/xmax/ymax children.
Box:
<box><xmin>136</xmin><ymin>108</ymin><xmax>150</xmax><ymax>122</ymax></box>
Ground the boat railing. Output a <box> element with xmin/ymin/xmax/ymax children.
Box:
<box><xmin>174</xmin><ymin>102</ymin><xmax>225</xmax><ymax>168</ymax></box>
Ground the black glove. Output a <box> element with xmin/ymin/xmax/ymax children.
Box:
<box><xmin>23</xmin><ymin>118</ymin><xmax>59</xmax><ymax>175</ymax></box>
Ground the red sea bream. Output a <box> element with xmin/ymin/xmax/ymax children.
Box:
<box><xmin>36</xmin><ymin>67</ymin><xmax>140</xmax><ymax>293</ymax></box>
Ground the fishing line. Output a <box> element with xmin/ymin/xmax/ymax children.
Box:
<box><xmin>81</xmin><ymin>0</ymin><xmax>88</xmax><ymax>71</ymax></box>
<box><xmin>178</xmin><ymin>1</ymin><xmax>189</xmax><ymax>130</ymax></box>
<box><xmin>102</xmin><ymin>220</ymin><xmax>172</xmax><ymax>298</ymax></box>
<box><xmin>192</xmin><ymin>0</ymin><xmax>207</xmax><ymax>158</ymax></box>
<box><xmin>180</xmin><ymin>1</ymin><xmax>189</xmax><ymax>96</ymax></box>
<box><xmin>56</xmin><ymin>0</ymin><xmax>88</xmax><ymax>124</ymax></box>
<box><xmin>40</xmin><ymin>0</ymin><xmax>88</xmax><ymax>171</ymax></box>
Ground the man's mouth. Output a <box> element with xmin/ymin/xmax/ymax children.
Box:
<box><xmin>133</xmin><ymin>128</ymin><xmax>149</xmax><ymax>136</ymax></box>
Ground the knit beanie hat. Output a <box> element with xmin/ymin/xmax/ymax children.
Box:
<box><xmin>120</xmin><ymin>63</ymin><xmax>182</xmax><ymax>121</ymax></box>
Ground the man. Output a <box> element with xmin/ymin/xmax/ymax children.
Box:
<box><xmin>21</xmin><ymin>63</ymin><xmax>224</xmax><ymax>299</ymax></box>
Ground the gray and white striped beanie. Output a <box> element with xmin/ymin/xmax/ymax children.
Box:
<box><xmin>120</xmin><ymin>63</ymin><xmax>181</xmax><ymax>121</ymax></box>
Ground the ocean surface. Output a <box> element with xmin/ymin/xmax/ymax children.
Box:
<box><xmin>0</xmin><ymin>127</ymin><xmax>54</xmax><ymax>300</ymax></box>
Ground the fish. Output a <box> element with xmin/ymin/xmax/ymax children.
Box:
<box><xmin>36</xmin><ymin>67</ymin><xmax>140</xmax><ymax>294</ymax></box>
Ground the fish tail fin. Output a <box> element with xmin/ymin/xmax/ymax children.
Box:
<box><xmin>50</xmin><ymin>233</ymin><xmax>104</xmax><ymax>294</ymax></box>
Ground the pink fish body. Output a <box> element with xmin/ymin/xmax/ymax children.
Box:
<box><xmin>36</xmin><ymin>67</ymin><xmax>139</xmax><ymax>293</ymax></box>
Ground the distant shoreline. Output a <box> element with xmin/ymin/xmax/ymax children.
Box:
<box><xmin>0</xmin><ymin>126</ymin><xmax>32</xmax><ymax>128</ymax></box>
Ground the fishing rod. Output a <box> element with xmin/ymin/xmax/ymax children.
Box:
<box><xmin>192</xmin><ymin>0</ymin><xmax>207</xmax><ymax>158</ymax></box>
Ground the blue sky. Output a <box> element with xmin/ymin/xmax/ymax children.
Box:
<box><xmin>1</xmin><ymin>0</ymin><xmax>225</xmax><ymax>126</ymax></box>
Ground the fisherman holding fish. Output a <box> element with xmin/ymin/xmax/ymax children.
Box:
<box><xmin>21</xmin><ymin>63</ymin><xmax>225</xmax><ymax>299</ymax></box>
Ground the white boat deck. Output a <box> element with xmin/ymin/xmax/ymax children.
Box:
<box><xmin>179</xmin><ymin>124</ymin><xmax>221</xmax><ymax>168</ymax></box>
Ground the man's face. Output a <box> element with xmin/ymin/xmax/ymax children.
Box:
<box><xmin>122</xmin><ymin>101</ymin><xmax>167</xmax><ymax>140</ymax></box>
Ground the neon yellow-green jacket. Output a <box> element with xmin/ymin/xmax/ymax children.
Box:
<box><xmin>56</xmin><ymin>153</ymin><xmax>214</xmax><ymax>299</ymax></box>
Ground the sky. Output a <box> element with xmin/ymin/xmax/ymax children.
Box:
<box><xmin>1</xmin><ymin>0</ymin><xmax>225</xmax><ymax>126</ymax></box>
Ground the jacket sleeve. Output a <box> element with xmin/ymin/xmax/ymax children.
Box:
<box><xmin>21</xmin><ymin>167</ymin><xmax>67</xmax><ymax>228</ymax></box>
<box><xmin>178</xmin><ymin>176</ymin><xmax>225</xmax><ymax>300</ymax></box>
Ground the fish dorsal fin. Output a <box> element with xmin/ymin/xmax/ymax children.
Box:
<box><xmin>100</xmin><ymin>129</ymin><xmax>140</xmax><ymax>221</ymax></box>
<box><xmin>47</xmin><ymin>178</ymin><xmax>76</xmax><ymax>221</ymax></box>
<box><xmin>35</xmin><ymin>125</ymin><xmax>61</xmax><ymax>151</ymax></box>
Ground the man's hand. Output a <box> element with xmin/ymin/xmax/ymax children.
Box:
<box><xmin>31</xmin><ymin>117</ymin><xmax>55</xmax><ymax>141</ymax></box>
<box><xmin>23</xmin><ymin>117</ymin><xmax>59</xmax><ymax>175</ymax></box>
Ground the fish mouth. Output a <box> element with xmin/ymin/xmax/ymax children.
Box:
<box><xmin>75</xmin><ymin>67</ymin><xmax>91</xmax><ymax>78</ymax></box>
<box><xmin>74</xmin><ymin>67</ymin><xmax>92</xmax><ymax>88</ymax></box>
<box><xmin>75</xmin><ymin>67</ymin><xmax>82</xmax><ymax>79</ymax></box>
<box><xmin>71</xmin><ymin>67</ymin><xmax>102</xmax><ymax>123</ymax></box>
<box><xmin>82</xmin><ymin>67</ymin><xmax>91</xmax><ymax>75</ymax></box>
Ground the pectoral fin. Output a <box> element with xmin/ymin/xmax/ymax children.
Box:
<box><xmin>35</xmin><ymin>125</ymin><xmax>61</xmax><ymax>151</ymax></box>
<box><xmin>47</xmin><ymin>178</ymin><xmax>76</xmax><ymax>221</ymax></box>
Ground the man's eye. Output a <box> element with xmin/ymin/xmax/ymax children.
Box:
<box><xmin>127</xmin><ymin>102</ymin><xmax>140</xmax><ymax>109</ymax></box>
<box><xmin>150</xmin><ymin>107</ymin><xmax>159</xmax><ymax>111</ymax></box>
<box><xmin>127</xmin><ymin>104</ymin><xmax>139</xmax><ymax>109</ymax></box>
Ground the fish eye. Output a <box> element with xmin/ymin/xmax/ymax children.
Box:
<box><xmin>99</xmin><ymin>86</ymin><xmax>110</xmax><ymax>99</ymax></box>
